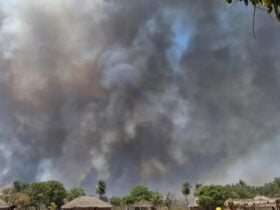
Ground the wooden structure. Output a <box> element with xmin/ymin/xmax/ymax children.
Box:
<box><xmin>62</xmin><ymin>196</ymin><xmax>113</xmax><ymax>210</ymax></box>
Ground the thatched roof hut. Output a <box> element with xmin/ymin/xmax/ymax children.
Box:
<box><xmin>0</xmin><ymin>199</ymin><xmax>9</xmax><ymax>210</ymax></box>
<box><xmin>62</xmin><ymin>196</ymin><xmax>113</xmax><ymax>210</ymax></box>
<box><xmin>224</xmin><ymin>196</ymin><xmax>280</xmax><ymax>210</ymax></box>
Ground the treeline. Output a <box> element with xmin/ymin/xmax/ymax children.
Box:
<box><xmin>0</xmin><ymin>180</ymin><xmax>85</xmax><ymax>210</ymax></box>
<box><xmin>110</xmin><ymin>178</ymin><xmax>280</xmax><ymax>210</ymax></box>
<box><xmin>2</xmin><ymin>177</ymin><xmax>280</xmax><ymax>210</ymax></box>
<box><xmin>195</xmin><ymin>178</ymin><xmax>280</xmax><ymax>209</ymax></box>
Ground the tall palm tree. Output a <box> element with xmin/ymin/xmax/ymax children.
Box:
<box><xmin>181</xmin><ymin>181</ymin><xmax>191</xmax><ymax>206</ymax></box>
<box><xmin>96</xmin><ymin>180</ymin><xmax>106</xmax><ymax>199</ymax></box>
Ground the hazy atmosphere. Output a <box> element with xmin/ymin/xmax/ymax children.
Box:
<box><xmin>1</xmin><ymin>0</ymin><xmax>280</xmax><ymax>196</ymax></box>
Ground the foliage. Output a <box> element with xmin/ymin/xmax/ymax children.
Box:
<box><xmin>150</xmin><ymin>192</ymin><xmax>163</xmax><ymax>206</ymax></box>
<box><xmin>181</xmin><ymin>182</ymin><xmax>191</xmax><ymax>205</ymax></box>
<box><xmin>12</xmin><ymin>192</ymin><xmax>31</xmax><ymax>208</ymax></box>
<box><xmin>195</xmin><ymin>185</ymin><xmax>237</xmax><ymax>209</ymax></box>
<box><xmin>257</xmin><ymin>177</ymin><xmax>280</xmax><ymax>197</ymax></box>
<box><xmin>195</xmin><ymin>183</ymin><xmax>203</xmax><ymax>192</ymax></box>
<box><xmin>5</xmin><ymin>177</ymin><xmax>280</xmax><ymax>210</ymax></box>
<box><xmin>182</xmin><ymin>182</ymin><xmax>191</xmax><ymax>197</ymax></box>
<box><xmin>25</xmin><ymin>182</ymin><xmax>46</xmax><ymax>209</ymax></box>
<box><xmin>122</xmin><ymin>185</ymin><xmax>163</xmax><ymax>206</ymax></box>
<box><xmin>127</xmin><ymin>185</ymin><xmax>153</xmax><ymax>202</ymax></box>
<box><xmin>43</xmin><ymin>180</ymin><xmax>67</xmax><ymax>207</ymax></box>
<box><xmin>1</xmin><ymin>186</ymin><xmax>30</xmax><ymax>208</ymax></box>
<box><xmin>109</xmin><ymin>197</ymin><xmax>122</xmax><ymax>206</ymax></box>
<box><xmin>1</xmin><ymin>187</ymin><xmax>31</xmax><ymax>208</ymax></box>
<box><xmin>26</xmin><ymin>180</ymin><xmax>66</xmax><ymax>209</ymax></box>
<box><xmin>226</xmin><ymin>182</ymin><xmax>257</xmax><ymax>199</ymax></box>
<box><xmin>96</xmin><ymin>180</ymin><xmax>106</xmax><ymax>198</ymax></box>
<box><xmin>194</xmin><ymin>178</ymin><xmax>280</xmax><ymax>209</ymax></box>
<box><xmin>49</xmin><ymin>202</ymin><xmax>57</xmax><ymax>210</ymax></box>
<box><xmin>13</xmin><ymin>181</ymin><xmax>30</xmax><ymax>193</ymax></box>
<box><xmin>225</xmin><ymin>0</ymin><xmax>280</xmax><ymax>22</ymax></box>
<box><xmin>122</xmin><ymin>196</ymin><xmax>135</xmax><ymax>205</ymax></box>
<box><xmin>67</xmin><ymin>187</ymin><xmax>86</xmax><ymax>201</ymax></box>
<box><xmin>1</xmin><ymin>186</ymin><xmax>16</xmax><ymax>204</ymax></box>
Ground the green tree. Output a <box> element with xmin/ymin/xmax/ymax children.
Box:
<box><xmin>109</xmin><ymin>197</ymin><xmax>122</xmax><ymax>206</ymax></box>
<box><xmin>181</xmin><ymin>182</ymin><xmax>191</xmax><ymax>206</ymax></box>
<box><xmin>150</xmin><ymin>192</ymin><xmax>163</xmax><ymax>207</ymax></box>
<box><xmin>13</xmin><ymin>181</ymin><xmax>30</xmax><ymax>193</ymax></box>
<box><xmin>44</xmin><ymin>180</ymin><xmax>67</xmax><ymax>208</ymax></box>
<box><xmin>126</xmin><ymin>185</ymin><xmax>153</xmax><ymax>203</ymax></box>
<box><xmin>195</xmin><ymin>185</ymin><xmax>236</xmax><ymax>210</ymax></box>
<box><xmin>26</xmin><ymin>182</ymin><xmax>46</xmax><ymax>210</ymax></box>
<box><xmin>122</xmin><ymin>185</ymin><xmax>162</xmax><ymax>206</ymax></box>
<box><xmin>122</xmin><ymin>196</ymin><xmax>134</xmax><ymax>205</ymax></box>
<box><xmin>96</xmin><ymin>180</ymin><xmax>106</xmax><ymax>198</ymax></box>
<box><xmin>195</xmin><ymin>183</ymin><xmax>203</xmax><ymax>193</ymax></box>
<box><xmin>227</xmin><ymin>182</ymin><xmax>257</xmax><ymax>199</ymax></box>
<box><xmin>67</xmin><ymin>188</ymin><xmax>86</xmax><ymax>201</ymax></box>
<box><xmin>257</xmin><ymin>177</ymin><xmax>280</xmax><ymax>197</ymax></box>
<box><xmin>26</xmin><ymin>181</ymin><xmax>66</xmax><ymax>209</ymax></box>
<box><xmin>197</xmin><ymin>195</ymin><xmax>215</xmax><ymax>210</ymax></box>
<box><xmin>238</xmin><ymin>180</ymin><xmax>246</xmax><ymax>186</ymax></box>
<box><xmin>49</xmin><ymin>202</ymin><xmax>57</xmax><ymax>210</ymax></box>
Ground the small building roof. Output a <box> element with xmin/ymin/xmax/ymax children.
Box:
<box><xmin>133</xmin><ymin>200</ymin><xmax>153</xmax><ymax>208</ymax></box>
<box><xmin>62</xmin><ymin>196</ymin><xmax>113</xmax><ymax>209</ymax></box>
<box><xmin>0</xmin><ymin>199</ymin><xmax>9</xmax><ymax>209</ymax></box>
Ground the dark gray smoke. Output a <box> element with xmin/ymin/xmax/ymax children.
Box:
<box><xmin>1</xmin><ymin>0</ymin><xmax>280</xmax><ymax>196</ymax></box>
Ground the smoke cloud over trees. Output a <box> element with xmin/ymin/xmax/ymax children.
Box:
<box><xmin>0</xmin><ymin>0</ymin><xmax>280</xmax><ymax>195</ymax></box>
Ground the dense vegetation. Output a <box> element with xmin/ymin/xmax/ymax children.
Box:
<box><xmin>66</xmin><ymin>187</ymin><xmax>86</xmax><ymax>203</ymax></box>
<box><xmin>2</xmin><ymin>178</ymin><xmax>280</xmax><ymax>210</ymax></box>
<box><xmin>195</xmin><ymin>178</ymin><xmax>280</xmax><ymax>209</ymax></box>
<box><xmin>118</xmin><ymin>185</ymin><xmax>163</xmax><ymax>206</ymax></box>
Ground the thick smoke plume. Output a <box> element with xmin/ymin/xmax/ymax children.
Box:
<box><xmin>1</xmin><ymin>0</ymin><xmax>280</xmax><ymax>195</ymax></box>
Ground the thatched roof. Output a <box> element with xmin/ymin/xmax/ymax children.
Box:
<box><xmin>224</xmin><ymin>196</ymin><xmax>280</xmax><ymax>208</ymax></box>
<box><xmin>62</xmin><ymin>196</ymin><xmax>113</xmax><ymax>209</ymax></box>
<box><xmin>0</xmin><ymin>199</ymin><xmax>8</xmax><ymax>209</ymax></box>
<box><xmin>133</xmin><ymin>200</ymin><xmax>153</xmax><ymax>208</ymax></box>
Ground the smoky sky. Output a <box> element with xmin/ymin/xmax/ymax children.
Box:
<box><xmin>1</xmin><ymin>0</ymin><xmax>280</xmax><ymax>196</ymax></box>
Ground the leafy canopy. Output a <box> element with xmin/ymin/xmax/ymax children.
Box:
<box><xmin>96</xmin><ymin>180</ymin><xmax>107</xmax><ymax>198</ymax></box>
<box><xmin>182</xmin><ymin>182</ymin><xmax>191</xmax><ymax>197</ymax></box>
<box><xmin>109</xmin><ymin>197</ymin><xmax>122</xmax><ymax>206</ymax></box>
<box><xmin>26</xmin><ymin>180</ymin><xmax>66</xmax><ymax>208</ymax></box>
<box><xmin>122</xmin><ymin>185</ymin><xmax>163</xmax><ymax>206</ymax></box>
<box><xmin>67</xmin><ymin>187</ymin><xmax>86</xmax><ymax>201</ymax></box>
